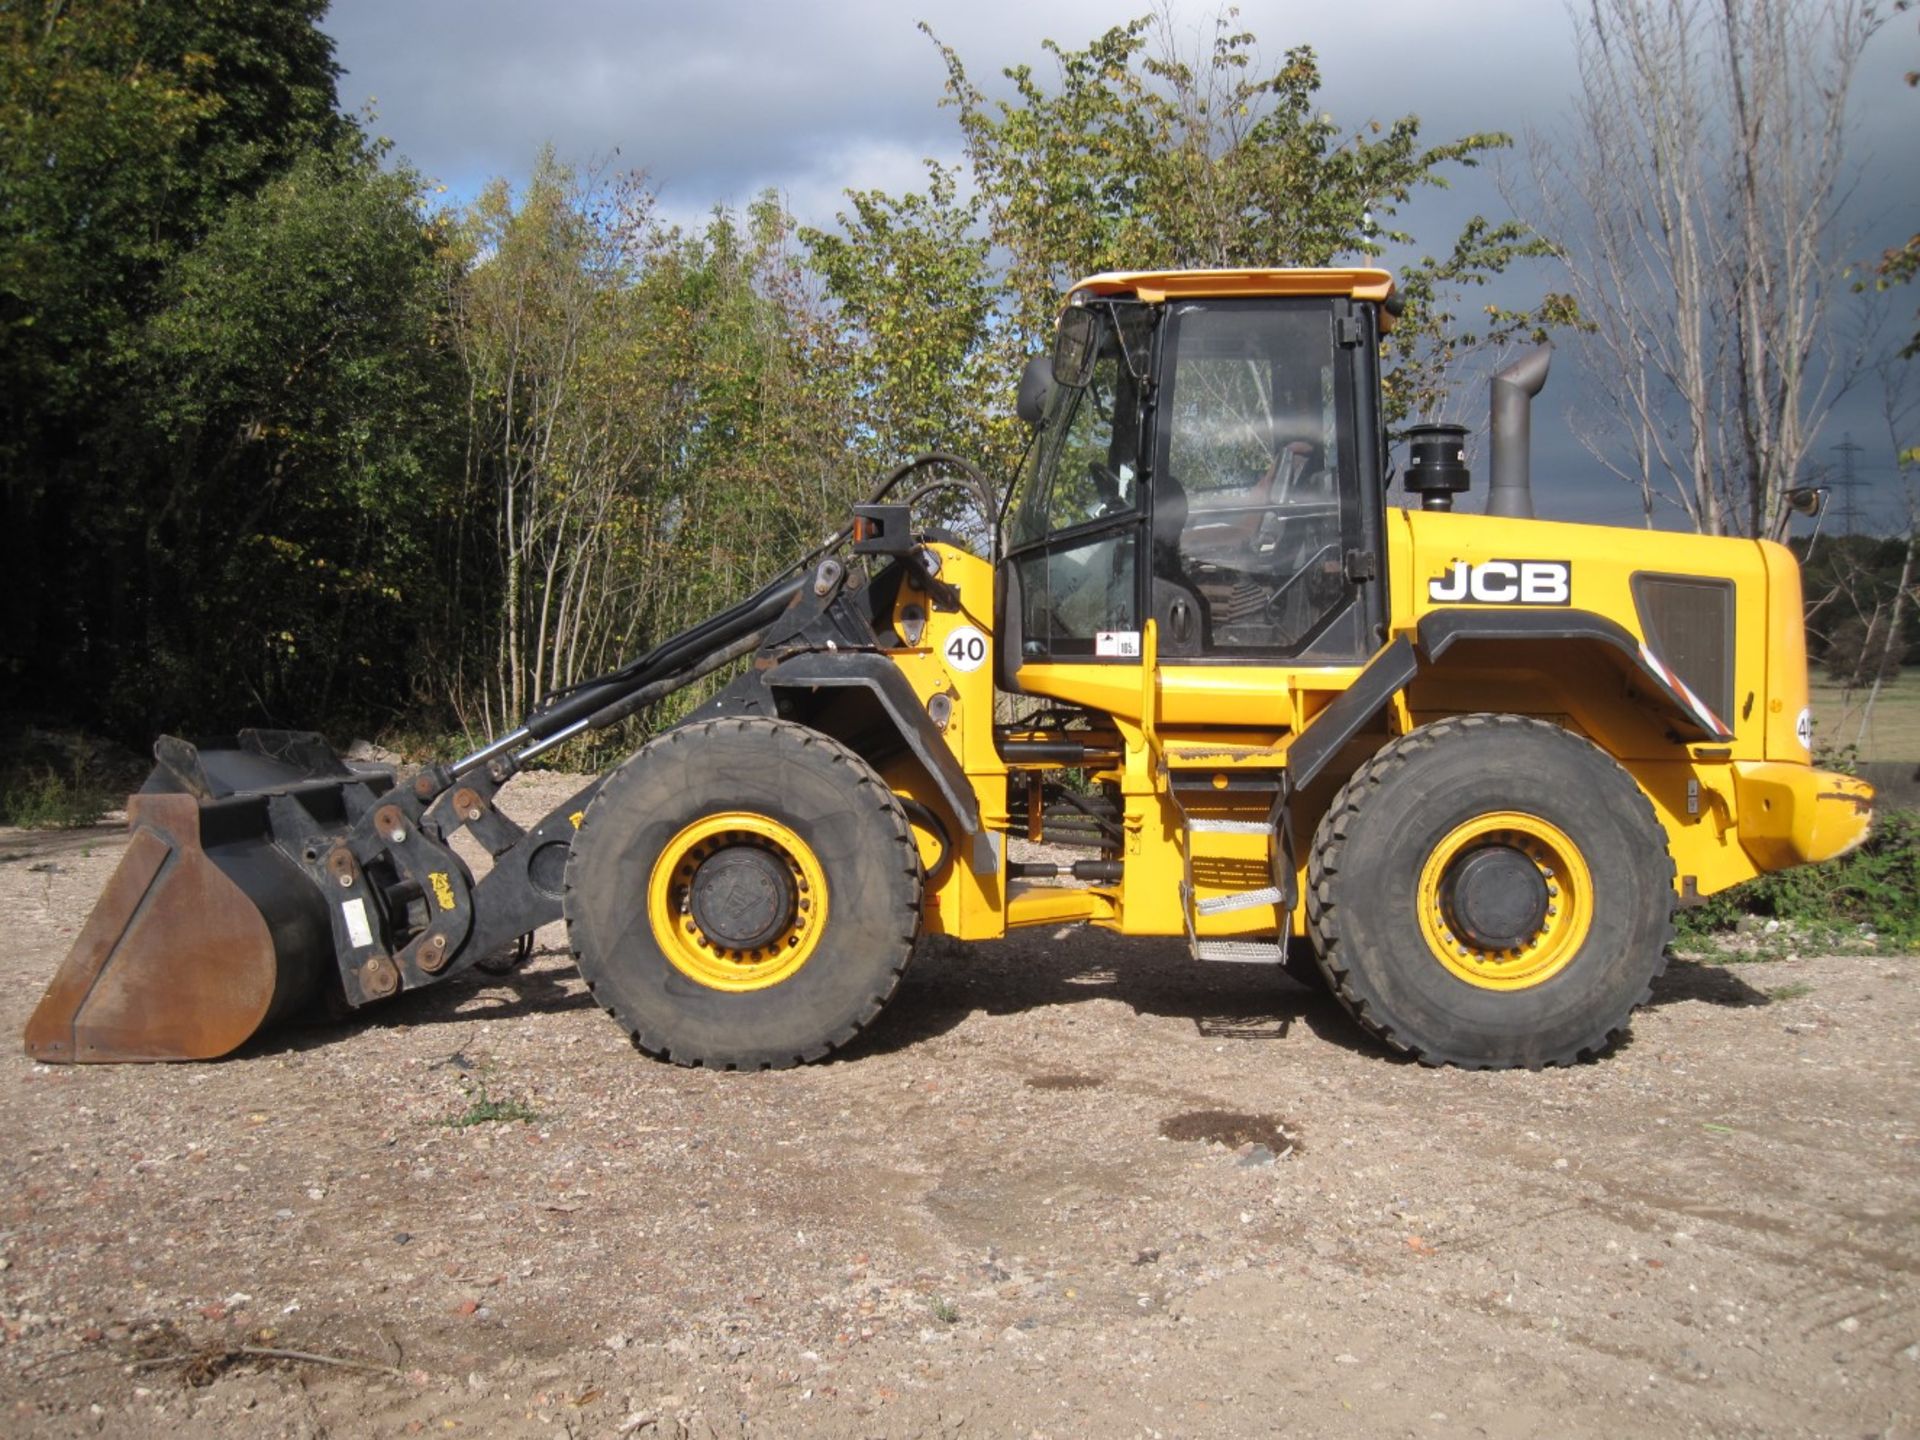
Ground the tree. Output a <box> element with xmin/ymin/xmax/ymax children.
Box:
<box><xmin>802</xmin><ymin>163</ymin><xmax>999</xmax><ymax>469</ymax></box>
<box><xmin>0</xmin><ymin>0</ymin><xmax>352</xmax><ymax>732</ymax></box>
<box><xmin>1529</xmin><ymin>0</ymin><xmax>1881</xmax><ymax>535</ymax></box>
<box><xmin>449</xmin><ymin>159</ymin><xmax>857</xmax><ymax>741</ymax></box>
<box><xmin>917</xmin><ymin>10</ymin><xmax>1562</xmax><ymax>428</ymax></box>
<box><xmin>122</xmin><ymin>143</ymin><xmax>463</xmax><ymax>732</ymax></box>
<box><xmin>1869</xmin><ymin>0</ymin><xmax>1918</xmax><ymax>362</ymax></box>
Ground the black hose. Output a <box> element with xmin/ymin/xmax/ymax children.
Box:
<box><xmin>584</xmin><ymin>627</ymin><xmax>769</xmax><ymax>732</ymax></box>
<box><xmin>523</xmin><ymin>573</ymin><xmax>805</xmax><ymax>738</ymax></box>
<box><xmin>897</xmin><ymin>797</ymin><xmax>952</xmax><ymax>883</ymax></box>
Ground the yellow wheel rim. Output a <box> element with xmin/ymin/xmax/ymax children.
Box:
<box><xmin>647</xmin><ymin>813</ymin><xmax>828</xmax><ymax>992</ymax></box>
<box><xmin>1416</xmin><ymin>811</ymin><xmax>1593</xmax><ymax>991</ymax></box>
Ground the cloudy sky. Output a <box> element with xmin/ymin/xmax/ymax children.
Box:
<box><xmin>321</xmin><ymin>0</ymin><xmax>1918</xmax><ymax>531</ymax></box>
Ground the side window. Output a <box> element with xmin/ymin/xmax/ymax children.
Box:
<box><xmin>1010</xmin><ymin>348</ymin><xmax>1138</xmax><ymax>550</ymax></box>
<box><xmin>1015</xmin><ymin>530</ymin><xmax>1140</xmax><ymax>658</ymax></box>
<box><xmin>1154</xmin><ymin>302</ymin><xmax>1348</xmax><ymax>656</ymax></box>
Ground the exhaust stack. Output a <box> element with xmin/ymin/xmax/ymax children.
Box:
<box><xmin>1487</xmin><ymin>344</ymin><xmax>1552</xmax><ymax>519</ymax></box>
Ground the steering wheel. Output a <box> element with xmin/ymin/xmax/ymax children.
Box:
<box><xmin>1089</xmin><ymin>461</ymin><xmax>1124</xmax><ymax>515</ymax></box>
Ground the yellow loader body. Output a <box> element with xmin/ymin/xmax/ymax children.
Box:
<box><xmin>28</xmin><ymin>266</ymin><xmax>1872</xmax><ymax>1072</ymax></box>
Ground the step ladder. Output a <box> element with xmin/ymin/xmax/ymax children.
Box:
<box><xmin>1165</xmin><ymin>758</ymin><xmax>1293</xmax><ymax>966</ymax></box>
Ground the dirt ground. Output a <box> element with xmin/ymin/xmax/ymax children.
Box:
<box><xmin>2</xmin><ymin>772</ymin><xmax>1917</xmax><ymax>1439</ymax></box>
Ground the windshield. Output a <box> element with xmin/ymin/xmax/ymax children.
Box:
<box><xmin>1008</xmin><ymin>308</ymin><xmax>1146</xmax><ymax>551</ymax></box>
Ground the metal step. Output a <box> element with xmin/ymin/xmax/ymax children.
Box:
<box><xmin>1186</xmin><ymin>818</ymin><xmax>1271</xmax><ymax>834</ymax></box>
<box><xmin>1195</xmin><ymin>885</ymin><xmax>1284</xmax><ymax>916</ymax></box>
<box><xmin>1193</xmin><ymin>940</ymin><xmax>1286</xmax><ymax>964</ymax></box>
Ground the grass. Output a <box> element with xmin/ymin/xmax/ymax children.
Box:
<box><xmin>440</xmin><ymin>1078</ymin><xmax>541</xmax><ymax>1129</ymax></box>
<box><xmin>0</xmin><ymin>766</ymin><xmax>115</xmax><ymax>828</ymax></box>
<box><xmin>1767</xmin><ymin>982</ymin><xmax>1814</xmax><ymax>1001</ymax></box>
<box><xmin>0</xmin><ymin>726</ymin><xmax>147</xmax><ymax>829</ymax></box>
<box><xmin>1810</xmin><ymin>672</ymin><xmax>1920</xmax><ymax>765</ymax></box>
<box><xmin>928</xmin><ymin>1297</ymin><xmax>960</xmax><ymax>1325</ymax></box>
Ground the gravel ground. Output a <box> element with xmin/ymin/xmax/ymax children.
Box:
<box><xmin>2</xmin><ymin>772</ymin><xmax>1917</xmax><ymax>1438</ymax></box>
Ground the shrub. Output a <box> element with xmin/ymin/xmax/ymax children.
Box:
<box><xmin>1676</xmin><ymin>808</ymin><xmax>1920</xmax><ymax>947</ymax></box>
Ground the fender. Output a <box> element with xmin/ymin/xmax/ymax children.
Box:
<box><xmin>1286</xmin><ymin>635</ymin><xmax>1418</xmax><ymax>792</ymax></box>
<box><xmin>703</xmin><ymin>651</ymin><xmax>992</xmax><ymax>875</ymax></box>
<box><xmin>1415</xmin><ymin>608</ymin><xmax>1732</xmax><ymax>742</ymax></box>
<box><xmin>1284</xmin><ymin>607</ymin><xmax>1732</xmax><ymax>798</ymax></box>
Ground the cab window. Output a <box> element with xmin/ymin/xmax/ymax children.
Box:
<box><xmin>1152</xmin><ymin>300</ymin><xmax>1350</xmax><ymax>656</ymax></box>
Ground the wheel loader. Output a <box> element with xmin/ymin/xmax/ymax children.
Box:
<box><xmin>25</xmin><ymin>267</ymin><xmax>1875</xmax><ymax>1072</ymax></box>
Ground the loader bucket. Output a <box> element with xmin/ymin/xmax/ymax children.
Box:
<box><xmin>23</xmin><ymin>732</ymin><xmax>380</xmax><ymax>1063</ymax></box>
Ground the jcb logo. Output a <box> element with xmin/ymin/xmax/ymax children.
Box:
<box><xmin>1428</xmin><ymin>559</ymin><xmax>1571</xmax><ymax>606</ymax></box>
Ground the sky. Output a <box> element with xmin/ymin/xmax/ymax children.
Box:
<box><xmin>321</xmin><ymin>0</ymin><xmax>1919</xmax><ymax>533</ymax></box>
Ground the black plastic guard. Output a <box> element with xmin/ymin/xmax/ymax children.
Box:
<box><xmin>1286</xmin><ymin>635</ymin><xmax>1418</xmax><ymax>793</ymax></box>
<box><xmin>758</xmin><ymin>651</ymin><xmax>993</xmax><ymax>874</ymax></box>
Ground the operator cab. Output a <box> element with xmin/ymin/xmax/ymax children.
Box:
<box><xmin>1000</xmin><ymin>270</ymin><xmax>1393</xmax><ymax>707</ymax></box>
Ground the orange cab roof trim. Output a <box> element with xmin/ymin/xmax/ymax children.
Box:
<box><xmin>1069</xmin><ymin>267</ymin><xmax>1399</xmax><ymax>329</ymax></box>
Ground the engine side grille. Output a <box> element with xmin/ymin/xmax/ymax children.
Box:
<box><xmin>1633</xmin><ymin>574</ymin><xmax>1735</xmax><ymax>726</ymax></box>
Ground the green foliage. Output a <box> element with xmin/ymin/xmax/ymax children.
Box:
<box><xmin>1676</xmin><ymin>809</ymin><xmax>1920</xmax><ymax>947</ymax></box>
<box><xmin>0</xmin><ymin>729</ymin><xmax>135</xmax><ymax>828</ymax></box>
<box><xmin>0</xmin><ymin>767</ymin><xmax>111</xmax><ymax>829</ymax></box>
<box><xmin>116</xmin><ymin>142</ymin><xmax>464</xmax><ymax>732</ymax></box>
<box><xmin>1868</xmin><ymin>0</ymin><xmax>1918</xmax><ymax>358</ymax></box>
<box><xmin>905</xmin><ymin>12</ymin><xmax>1563</xmax><ymax>427</ymax></box>
<box><xmin>1</xmin><ymin>0</ymin><xmax>367</xmax><ymax>737</ymax></box>
<box><xmin>440</xmin><ymin>1077</ymin><xmax>542</xmax><ymax>1129</ymax></box>
<box><xmin>2</xmin><ymin>3</ymin><xmax>1574</xmax><ymax>757</ymax></box>
<box><xmin>447</xmin><ymin>159</ymin><xmax>858</xmax><ymax>736</ymax></box>
<box><xmin>802</xmin><ymin>164</ymin><xmax>999</xmax><ymax>469</ymax></box>
<box><xmin>1799</xmin><ymin>533</ymin><xmax>1920</xmax><ymax>679</ymax></box>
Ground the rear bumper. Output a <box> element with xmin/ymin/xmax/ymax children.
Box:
<box><xmin>1733</xmin><ymin>762</ymin><xmax>1875</xmax><ymax>871</ymax></box>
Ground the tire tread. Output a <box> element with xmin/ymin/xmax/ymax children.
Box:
<box><xmin>1306</xmin><ymin>713</ymin><xmax>1675</xmax><ymax>1069</ymax></box>
<box><xmin>564</xmin><ymin>717</ymin><xmax>922</xmax><ymax>1070</ymax></box>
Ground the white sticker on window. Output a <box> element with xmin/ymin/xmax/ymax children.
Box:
<box><xmin>1096</xmin><ymin>630</ymin><xmax>1141</xmax><ymax>659</ymax></box>
<box><xmin>942</xmin><ymin>625</ymin><xmax>989</xmax><ymax>672</ymax></box>
<box><xmin>340</xmin><ymin>897</ymin><xmax>373</xmax><ymax>948</ymax></box>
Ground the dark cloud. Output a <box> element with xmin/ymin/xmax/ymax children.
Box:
<box><xmin>322</xmin><ymin>0</ymin><xmax>1919</xmax><ymax>529</ymax></box>
<box><xmin>323</xmin><ymin>0</ymin><xmax>1590</xmax><ymax>209</ymax></box>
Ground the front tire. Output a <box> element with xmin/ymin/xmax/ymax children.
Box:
<box><xmin>564</xmin><ymin>718</ymin><xmax>921</xmax><ymax>1069</ymax></box>
<box><xmin>1307</xmin><ymin>714</ymin><xmax>1674</xmax><ymax>1069</ymax></box>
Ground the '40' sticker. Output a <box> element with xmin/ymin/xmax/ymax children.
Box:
<box><xmin>942</xmin><ymin>625</ymin><xmax>989</xmax><ymax>672</ymax></box>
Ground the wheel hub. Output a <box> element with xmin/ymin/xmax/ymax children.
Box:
<box><xmin>1416</xmin><ymin>810</ymin><xmax>1592</xmax><ymax>992</ymax></box>
<box><xmin>1440</xmin><ymin>844</ymin><xmax>1550</xmax><ymax>952</ymax></box>
<box><xmin>688</xmin><ymin>845</ymin><xmax>796</xmax><ymax>951</ymax></box>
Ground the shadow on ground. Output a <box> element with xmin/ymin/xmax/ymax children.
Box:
<box><xmin>245</xmin><ymin>926</ymin><xmax>1395</xmax><ymax>1065</ymax></box>
<box><xmin>1646</xmin><ymin>956</ymin><xmax>1772</xmax><ymax>1009</ymax></box>
<box><xmin>249</xmin><ymin>935</ymin><xmax>1771</xmax><ymax>1067</ymax></box>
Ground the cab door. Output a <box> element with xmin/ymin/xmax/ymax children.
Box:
<box><xmin>1149</xmin><ymin>297</ymin><xmax>1384</xmax><ymax>671</ymax></box>
<box><xmin>999</xmin><ymin>306</ymin><xmax>1151</xmax><ymax>696</ymax></box>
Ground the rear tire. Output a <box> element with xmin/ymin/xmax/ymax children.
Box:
<box><xmin>1307</xmin><ymin>714</ymin><xmax>1673</xmax><ymax>1069</ymax></box>
<box><xmin>564</xmin><ymin>718</ymin><xmax>921</xmax><ymax>1069</ymax></box>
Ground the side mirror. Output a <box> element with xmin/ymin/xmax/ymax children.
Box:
<box><xmin>1016</xmin><ymin>354</ymin><xmax>1055</xmax><ymax>427</ymax></box>
<box><xmin>1784</xmin><ymin>486</ymin><xmax>1825</xmax><ymax>519</ymax></box>
<box><xmin>1052</xmin><ymin>307</ymin><xmax>1098</xmax><ymax>389</ymax></box>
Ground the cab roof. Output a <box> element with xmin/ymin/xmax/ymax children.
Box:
<box><xmin>1069</xmin><ymin>267</ymin><xmax>1399</xmax><ymax>330</ymax></box>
